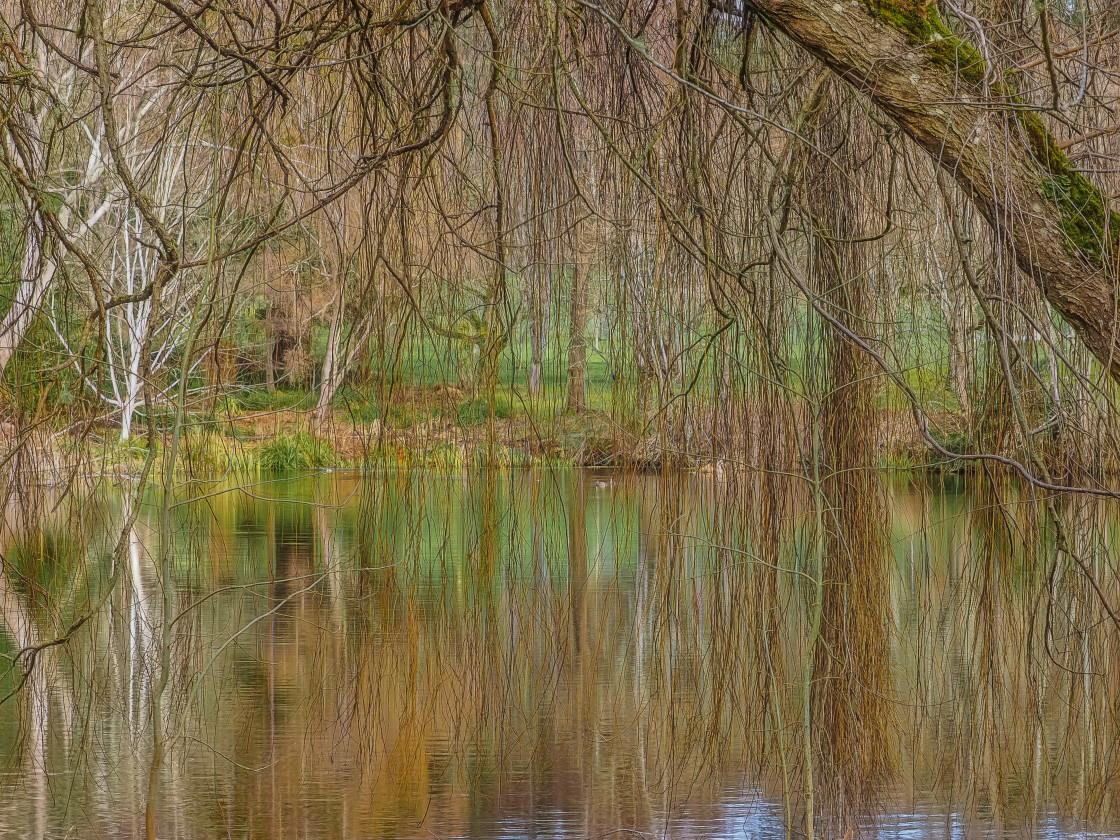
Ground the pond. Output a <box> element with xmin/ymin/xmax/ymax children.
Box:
<box><xmin>0</xmin><ymin>469</ymin><xmax>1117</xmax><ymax>839</ymax></box>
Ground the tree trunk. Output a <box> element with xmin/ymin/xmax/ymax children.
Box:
<box><xmin>0</xmin><ymin>220</ymin><xmax>56</xmax><ymax>379</ymax></box>
<box><xmin>314</xmin><ymin>285</ymin><xmax>345</xmax><ymax>423</ymax></box>
<box><xmin>264</xmin><ymin>303</ymin><xmax>276</xmax><ymax>392</ymax></box>
<box><xmin>743</xmin><ymin>0</ymin><xmax>1120</xmax><ymax>377</ymax></box>
<box><xmin>529</xmin><ymin>266</ymin><xmax>544</xmax><ymax>398</ymax></box>
<box><xmin>121</xmin><ymin>346</ymin><xmax>142</xmax><ymax>442</ymax></box>
<box><xmin>565</xmin><ymin>259</ymin><xmax>588</xmax><ymax>414</ymax></box>
<box><xmin>315</xmin><ymin>287</ymin><xmax>373</xmax><ymax>428</ymax></box>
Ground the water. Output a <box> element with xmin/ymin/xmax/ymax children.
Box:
<box><xmin>0</xmin><ymin>469</ymin><xmax>1117</xmax><ymax>839</ymax></box>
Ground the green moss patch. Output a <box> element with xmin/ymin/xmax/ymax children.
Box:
<box><xmin>1042</xmin><ymin>173</ymin><xmax>1120</xmax><ymax>266</ymax></box>
<box><xmin>1017</xmin><ymin>108</ymin><xmax>1071</xmax><ymax>171</ymax></box>
<box><xmin>1017</xmin><ymin>99</ymin><xmax>1119</xmax><ymax>265</ymax></box>
<box><xmin>925</xmin><ymin>36</ymin><xmax>986</xmax><ymax>85</ymax></box>
<box><xmin>870</xmin><ymin>1</ymin><xmax>988</xmax><ymax>83</ymax></box>
<box><xmin>869</xmin><ymin>0</ymin><xmax>951</xmax><ymax>41</ymax></box>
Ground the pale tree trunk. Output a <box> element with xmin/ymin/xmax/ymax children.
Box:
<box><xmin>0</xmin><ymin>219</ymin><xmax>56</xmax><ymax>377</ymax></box>
<box><xmin>565</xmin><ymin>258</ymin><xmax>588</xmax><ymax>413</ymax></box>
<box><xmin>120</xmin><ymin>331</ymin><xmax>144</xmax><ymax>442</ymax></box>
<box><xmin>314</xmin><ymin>286</ymin><xmax>372</xmax><ymax>425</ymax></box>
<box><xmin>0</xmin><ymin>39</ymin><xmax>112</xmax><ymax>383</ymax></box>
<box><xmin>0</xmin><ymin>124</ymin><xmax>109</xmax><ymax>381</ymax></box>
<box><xmin>314</xmin><ymin>285</ymin><xmax>345</xmax><ymax>422</ymax></box>
<box><xmin>742</xmin><ymin>0</ymin><xmax>1120</xmax><ymax>378</ymax></box>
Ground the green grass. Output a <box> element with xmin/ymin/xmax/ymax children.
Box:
<box><xmin>235</xmin><ymin>387</ymin><xmax>310</xmax><ymax>414</ymax></box>
<box><xmin>455</xmin><ymin>395</ymin><xmax>512</xmax><ymax>427</ymax></box>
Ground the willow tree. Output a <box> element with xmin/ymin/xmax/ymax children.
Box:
<box><xmin>739</xmin><ymin>0</ymin><xmax>1120</xmax><ymax>377</ymax></box>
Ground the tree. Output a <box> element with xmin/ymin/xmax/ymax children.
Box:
<box><xmin>738</xmin><ymin>0</ymin><xmax>1120</xmax><ymax>378</ymax></box>
<box><xmin>0</xmin><ymin>35</ymin><xmax>112</xmax><ymax>381</ymax></box>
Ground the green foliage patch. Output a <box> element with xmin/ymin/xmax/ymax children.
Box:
<box><xmin>455</xmin><ymin>396</ymin><xmax>512</xmax><ymax>427</ymax></box>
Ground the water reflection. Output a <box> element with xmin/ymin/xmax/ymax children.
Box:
<box><xmin>0</xmin><ymin>470</ymin><xmax>1118</xmax><ymax>839</ymax></box>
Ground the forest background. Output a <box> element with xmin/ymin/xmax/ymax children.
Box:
<box><xmin>0</xmin><ymin>0</ymin><xmax>1117</xmax><ymax>486</ymax></box>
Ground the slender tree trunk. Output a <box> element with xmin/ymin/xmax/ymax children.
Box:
<box><xmin>315</xmin><ymin>285</ymin><xmax>345</xmax><ymax>422</ymax></box>
<box><xmin>930</xmin><ymin>242</ymin><xmax>974</xmax><ymax>416</ymax></box>
<box><xmin>121</xmin><ymin>345</ymin><xmax>142</xmax><ymax>442</ymax></box>
<box><xmin>264</xmin><ymin>303</ymin><xmax>276</xmax><ymax>392</ymax></box>
<box><xmin>566</xmin><ymin>259</ymin><xmax>588</xmax><ymax>413</ymax></box>
<box><xmin>529</xmin><ymin>266</ymin><xmax>544</xmax><ymax>397</ymax></box>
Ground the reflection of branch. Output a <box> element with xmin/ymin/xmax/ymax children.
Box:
<box><xmin>0</xmin><ymin>443</ymin><xmax>159</xmax><ymax>707</ymax></box>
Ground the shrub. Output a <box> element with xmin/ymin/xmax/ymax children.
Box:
<box><xmin>256</xmin><ymin>429</ymin><xmax>338</xmax><ymax>473</ymax></box>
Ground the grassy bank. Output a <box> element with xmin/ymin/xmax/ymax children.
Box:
<box><xmin>18</xmin><ymin>378</ymin><xmax>971</xmax><ymax>485</ymax></box>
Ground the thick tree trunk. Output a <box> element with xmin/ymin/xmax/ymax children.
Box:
<box><xmin>565</xmin><ymin>259</ymin><xmax>588</xmax><ymax>413</ymax></box>
<box><xmin>744</xmin><ymin>0</ymin><xmax>1120</xmax><ymax>376</ymax></box>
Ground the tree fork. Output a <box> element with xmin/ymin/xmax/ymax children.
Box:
<box><xmin>742</xmin><ymin>0</ymin><xmax>1120</xmax><ymax>377</ymax></box>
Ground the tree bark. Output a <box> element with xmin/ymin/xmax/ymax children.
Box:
<box><xmin>528</xmin><ymin>266</ymin><xmax>546</xmax><ymax>397</ymax></box>
<box><xmin>315</xmin><ymin>284</ymin><xmax>373</xmax><ymax>426</ymax></box>
<box><xmin>743</xmin><ymin>0</ymin><xmax>1120</xmax><ymax>376</ymax></box>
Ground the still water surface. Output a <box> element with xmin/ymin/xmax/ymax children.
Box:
<box><xmin>0</xmin><ymin>470</ymin><xmax>1118</xmax><ymax>839</ymax></box>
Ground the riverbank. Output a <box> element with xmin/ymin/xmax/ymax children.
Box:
<box><xmin>1</xmin><ymin>381</ymin><xmax>1018</xmax><ymax>485</ymax></box>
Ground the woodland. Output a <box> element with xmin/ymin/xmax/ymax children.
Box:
<box><xmin>2</xmin><ymin>1</ymin><xmax>1120</xmax><ymax>839</ymax></box>
<box><xmin>0</xmin><ymin>0</ymin><xmax>1115</xmax><ymax>481</ymax></box>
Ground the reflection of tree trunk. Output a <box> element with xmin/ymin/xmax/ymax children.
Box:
<box><xmin>568</xmin><ymin>473</ymin><xmax>588</xmax><ymax>657</ymax></box>
<box><xmin>806</xmin><ymin>86</ymin><xmax>893</xmax><ymax>832</ymax></box>
<box><xmin>566</xmin><ymin>259</ymin><xmax>588</xmax><ymax>414</ymax></box>
<box><xmin>0</xmin><ymin>561</ymin><xmax>48</xmax><ymax>840</ymax></box>
<box><xmin>0</xmin><ymin>546</ymin><xmax>78</xmax><ymax>840</ymax></box>
<box><xmin>316</xmin><ymin>504</ymin><xmax>347</xmax><ymax>632</ymax></box>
